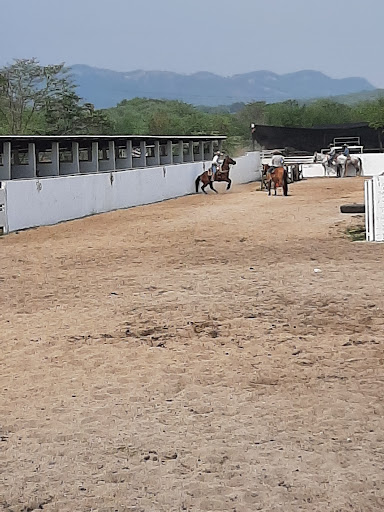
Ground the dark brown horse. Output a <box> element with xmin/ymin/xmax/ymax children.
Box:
<box><xmin>262</xmin><ymin>164</ymin><xmax>288</xmax><ymax>196</ymax></box>
<box><xmin>195</xmin><ymin>155</ymin><xmax>236</xmax><ymax>194</ymax></box>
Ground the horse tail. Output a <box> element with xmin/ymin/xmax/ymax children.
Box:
<box><xmin>195</xmin><ymin>175</ymin><xmax>200</xmax><ymax>193</ymax></box>
<box><xmin>358</xmin><ymin>157</ymin><xmax>363</xmax><ymax>175</ymax></box>
<box><xmin>283</xmin><ymin>167</ymin><xmax>288</xmax><ymax>196</ymax></box>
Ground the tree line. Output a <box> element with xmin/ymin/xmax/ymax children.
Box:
<box><xmin>1</xmin><ymin>59</ymin><xmax>383</xmax><ymax>154</ymax></box>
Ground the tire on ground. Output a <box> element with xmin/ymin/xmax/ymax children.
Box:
<box><xmin>340</xmin><ymin>204</ymin><xmax>365</xmax><ymax>214</ymax></box>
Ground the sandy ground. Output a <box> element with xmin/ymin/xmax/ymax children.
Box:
<box><xmin>0</xmin><ymin>177</ymin><xmax>383</xmax><ymax>512</ymax></box>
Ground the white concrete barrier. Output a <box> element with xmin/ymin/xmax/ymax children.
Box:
<box><xmin>0</xmin><ymin>185</ymin><xmax>7</xmax><ymax>233</ymax></box>
<box><xmin>360</xmin><ymin>154</ymin><xmax>384</xmax><ymax>176</ymax></box>
<box><xmin>302</xmin><ymin>164</ymin><xmax>326</xmax><ymax>178</ymax></box>
<box><xmin>365</xmin><ymin>176</ymin><xmax>384</xmax><ymax>242</ymax></box>
<box><xmin>2</xmin><ymin>152</ymin><xmax>261</xmax><ymax>233</ymax></box>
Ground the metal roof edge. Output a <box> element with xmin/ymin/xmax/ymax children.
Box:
<box><xmin>0</xmin><ymin>134</ymin><xmax>227</xmax><ymax>141</ymax></box>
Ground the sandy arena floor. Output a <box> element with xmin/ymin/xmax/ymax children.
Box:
<box><xmin>0</xmin><ymin>177</ymin><xmax>383</xmax><ymax>512</ymax></box>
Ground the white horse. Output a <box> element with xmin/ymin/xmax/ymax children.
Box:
<box><xmin>321</xmin><ymin>154</ymin><xmax>362</xmax><ymax>178</ymax></box>
<box><xmin>347</xmin><ymin>155</ymin><xmax>363</xmax><ymax>176</ymax></box>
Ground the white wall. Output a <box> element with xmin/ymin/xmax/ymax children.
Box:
<box><xmin>302</xmin><ymin>162</ymin><xmax>359</xmax><ymax>178</ymax></box>
<box><xmin>302</xmin><ymin>164</ymin><xmax>327</xmax><ymax>178</ymax></box>
<box><xmin>3</xmin><ymin>152</ymin><xmax>261</xmax><ymax>233</ymax></box>
<box><xmin>0</xmin><ymin>185</ymin><xmax>6</xmax><ymax>232</ymax></box>
<box><xmin>360</xmin><ymin>154</ymin><xmax>384</xmax><ymax>176</ymax></box>
<box><xmin>231</xmin><ymin>151</ymin><xmax>261</xmax><ymax>183</ymax></box>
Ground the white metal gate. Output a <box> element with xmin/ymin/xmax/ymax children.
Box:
<box><xmin>365</xmin><ymin>176</ymin><xmax>384</xmax><ymax>242</ymax></box>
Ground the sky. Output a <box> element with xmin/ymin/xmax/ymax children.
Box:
<box><xmin>1</xmin><ymin>0</ymin><xmax>383</xmax><ymax>88</ymax></box>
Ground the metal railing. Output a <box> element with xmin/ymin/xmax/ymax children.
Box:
<box><xmin>333</xmin><ymin>136</ymin><xmax>361</xmax><ymax>146</ymax></box>
<box><xmin>320</xmin><ymin>145</ymin><xmax>364</xmax><ymax>155</ymax></box>
<box><xmin>261</xmin><ymin>151</ymin><xmax>315</xmax><ymax>165</ymax></box>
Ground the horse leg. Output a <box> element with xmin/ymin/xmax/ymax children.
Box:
<box><xmin>209</xmin><ymin>180</ymin><xmax>218</xmax><ymax>194</ymax></box>
<box><xmin>226</xmin><ymin>178</ymin><xmax>232</xmax><ymax>190</ymax></box>
<box><xmin>283</xmin><ymin>171</ymin><xmax>289</xmax><ymax>196</ymax></box>
<box><xmin>268</xmin><ymin>180</ymin><xmax>271</xmax><ymax>196</ymax></box>
<box><xmin>274</xmin><ymin>181</ymin><xmax>277</xmax><ymax>196</ymax></box>
<box><xmin>201</xmin><ymin>183</ymin><xmax>208</xmax><ymax>194</ymax></box>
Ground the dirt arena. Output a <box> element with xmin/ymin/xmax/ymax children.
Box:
<box><xmin>1</xmin><ymin>177</ymin><xmax>383</xmax><ymax>512</ymax></box>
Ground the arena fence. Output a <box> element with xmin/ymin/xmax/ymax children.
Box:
<box><xmin>365</xmin><ymin>176</ymin><xmax>384</xmax><ymax>242</ymax></box>
<box><xmin>0</xmin><ymin>152</ymin><xmax>261</xmax><ymax>234</ymax></box>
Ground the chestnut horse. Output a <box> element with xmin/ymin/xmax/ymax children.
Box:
<box><xmin>195</xmin><ymin>155</ymin><xmax>236</xmax><ymax>194</ymax></box>
<box><xmin>262</xmin><ymin>164</ymin><xmax>288</xmax><ymax>196</ymax></box>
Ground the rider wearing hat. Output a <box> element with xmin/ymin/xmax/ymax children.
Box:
<box><xmin>269</xmin><ymin>150</ymin><xmax>284</xmax><ymax>174</ymax></box>
<box><xmin>343</xmin><ymin>144</ymin><xmax>350</xmax><ymax>157</ymax></box>
<box><xmin>211</xmin><ymin>151</ymin><xmax>222</xmax><ymax>179</ymax></box>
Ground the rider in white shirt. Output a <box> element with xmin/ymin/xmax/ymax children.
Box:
<box><xmin>269</xmin><ymin>151</ymin><xmax>284</xmax><ymax>174</ymax></box>
<box><xmin>211</xmin><ymin>151</ymin><xmax>221</xmax><ymax>178</ymax></box>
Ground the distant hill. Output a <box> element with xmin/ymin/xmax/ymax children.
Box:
<box><xmin>70</xmin><ymin>65</ymin><xmax>375</xmax><ymax>108</ymax></box>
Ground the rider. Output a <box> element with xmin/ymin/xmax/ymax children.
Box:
<box><xmin>343</xmin><ymin>144</ymin><xmax>350</xmax><ymax>157</ymax></box>
<box><xmin>328</xmin><ymin>144</ymin><xmax>336</xmax><ymax>166</ymax></box>
<box><xmin>269</xmin><ymin>150</ymin><xmax>284</xmax><ymax>174</ymax></box>
<box><xmin>211</xmin><ymin>151</ymin><xmax>221</xmax><ymax>179</ymax></box>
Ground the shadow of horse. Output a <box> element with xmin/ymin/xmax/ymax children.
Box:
<box><xmin>195</xmin><ymin>156</ymin><xmax>236</xmax><ymax>194</ymax></box>
<box><xmin>262</xmin><ymin>164</ymin><xmax>288</xmax><ymax>196</ymax></box>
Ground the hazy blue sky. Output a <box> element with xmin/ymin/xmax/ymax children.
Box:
<box><xmin>1</xmin><ymin>0</ymin><xmax>383</xmax><ymax>87</ymax></box>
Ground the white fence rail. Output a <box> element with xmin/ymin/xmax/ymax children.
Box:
<box><xmin>261</xmin><ymin>151</ymin><xmax>315</xmax><ymax>166</ymax></box>
<box><xmin>365</xmin><ymin>176</ymin><xmax>384</xmax><ymax>242</ymax></box>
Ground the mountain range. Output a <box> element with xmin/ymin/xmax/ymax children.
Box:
<box><xmin>70</xmin><ymin>65</ymin><xmax>375</xmax><ymax>108</ymax></box>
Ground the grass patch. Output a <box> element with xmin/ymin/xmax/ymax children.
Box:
<box><xmin>345</xmin><ymin>224</ymin><xmax>366</xmax><ymax>241</ymax></box>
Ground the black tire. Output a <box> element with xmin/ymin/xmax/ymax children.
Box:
<box><xmin>340</xmin><ymin>204</ymin><xmax>365</xmax><ymax>214</ymax></box>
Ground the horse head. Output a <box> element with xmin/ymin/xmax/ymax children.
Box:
<box><xmin>224</xmin><ymin>155</ymin><xmax>236</xmax><ymax>166</ymax></box>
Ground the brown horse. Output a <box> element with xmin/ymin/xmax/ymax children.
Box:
<box><xmin>195</xmin><ymin>155</ymin><xmax>237</xmax><ymax>194</ymax></box>
<box><xmin>262</xmin><ymin>164</ymin><xmax>288</xmax><ymax>196</ymax></box>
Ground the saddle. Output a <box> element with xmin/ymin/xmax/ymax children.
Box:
<box><xmin>208</xmin><ymin>166</ymin><xmax>222</xmax><ymax>177</ymax></box>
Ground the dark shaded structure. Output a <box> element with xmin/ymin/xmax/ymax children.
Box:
<box><xmin>252</xmin><ymin>123</ymin><xmax>383</xmax><ymax>153</ymax></box>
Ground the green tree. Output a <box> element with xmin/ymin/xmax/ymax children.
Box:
<box><xmin>358</xmin><ymin>98</ymin><xmax>384</xmax><ymax>150</ymax></box>
<box><xmin>265</xmin><ymin>100</ymin><xmax>305</xmax><ymax>127</ymax></box>
<box><xmin>149</xmin><ymin>110</ymin><xmax>172</xmax><ymax>135</ymax></box>
<box><xmin>301</xmin><ymin>99</ymin><xmax>356</xmax><ymax>127</ymax></box>
<box><xmin>234</xmin><ymin>101</ymin><xmax>266</xmax><ymax>143</ymax></box>
<box><xmin>0</xmin><ymin>58</ymin><xmax>74</xmax><ymax>133</ymax></box>
<box><xmin>0</xmin><ymin>58</ymin><xmax>111</xmax><ymax>135</ymax></box>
